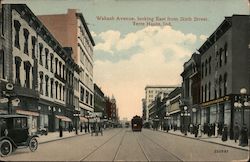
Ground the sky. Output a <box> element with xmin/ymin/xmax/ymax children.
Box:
<box><xmin>3</xmin><ymin>0</ymin><xmax>249</xmax><ymax>120</ymax></box>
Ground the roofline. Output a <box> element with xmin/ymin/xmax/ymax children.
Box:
<box><xmin>76</xmin><ymin>13</ymin><xmax>95</xmax><ymax>46</ymax></box>
<box><xmin>145</xmin><ymin>85</ymin><xmax>180</xmax><ymax>90</ymax></box>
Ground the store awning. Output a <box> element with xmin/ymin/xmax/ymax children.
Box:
<box><xmin>79</xmin><ymin>116</ymin><xmax>88</xmax><ymax>122</ymax></box>
<box><xmin>16</xmin><ymin>110</ymin><xmax>39</xmax><ymax>116</ymax></box>
<box><xmin>55</xmin><ymin>115</ymin><xmax>72</xmax><ymax>122</ymax></box>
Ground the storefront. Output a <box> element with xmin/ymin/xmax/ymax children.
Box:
<box><xmin>16</xmin><ymin>109</ymin><xmax>39</xmax><ymax>134</ymax></box>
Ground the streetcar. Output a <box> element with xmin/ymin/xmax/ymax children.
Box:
<box><xmin>131</xmin><ymin>115</ymin><xmax>143</xmax><ymax>131</ymax></box>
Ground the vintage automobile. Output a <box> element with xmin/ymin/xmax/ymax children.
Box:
<box><xmin>0</xmin><ymin>115</ymin><xmax>39</xmax><ymax>157</ymax></box>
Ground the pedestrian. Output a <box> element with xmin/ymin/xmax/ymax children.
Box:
<box><xmin>233</xmin><ymin>122</ymin><xmax>240</xmax><ymax>143</ymax></box>
<box><xmin>239</xmin><ymin>124</ymin><xmax>248</xmax><ymax>147</ymax></box>
<box><xmin>59</xmin><ymin>119</ymin><xmax>63</xmax><ymax>137</ymax></box>
<box><xmin>221</xmin><ymin>124</ymin><xmax>228</xmax><ymax>142</ymax></box>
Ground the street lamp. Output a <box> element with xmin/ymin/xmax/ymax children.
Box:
<box><xmin>234</xmin><ymin>88</ymin><xmax>249</xmax><ymax>125</ymax></box>
<box><xmin>234</xmin><ymin>88</ymin><xmax>249</xmax><ymax>146</ymax></box>
<box><xmin>192</xmin><ymin>108</ymin><xmax>197</xmax><ymax>124</ymax></box>
<box><xmin>181</xmin><ymin>106</ymin><xmax>190</xmax><ymax>135</ymax></box>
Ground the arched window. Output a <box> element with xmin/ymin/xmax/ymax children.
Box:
<box><xmin>219</xmin><ymin>48</ymin><xmax>223</xmax><ymax>67</ymax></box>
<box><xmin>50</xmin><ymin>53</ymin><xmax>54</xmax><ymax>73</ymax></box>
<box><xmin>224</xmin><ymin>73</ymin><xmax>227</xmax><ymax>95</ymax></box>
<box><xmin>205</xmin><ymin>60</ymin><xmax>208</xmax><ymax>76</ymax></box>
<box><xmin>24</xmin><ymin>61</ymin><xmax>31</xmax><ymax>88</ymax></box>
<box><xmin>209</xmin><ymin>56</ymin><xmax>211</xmax><ymax>74</ymax></box>
<box><xmin>50</xmin><ymin>78</ymin><xmax>54</xmax><ymax>98</ymax></box>
<box><xmin>208</xmin><ymin>82</ymin><xmax>211</xmax><ymax>100</ymax></box>
<box><xmin>219</xmin><ymin>75</ymin><xmax>222</xmax><ymax>97</ymax></box>
<box><xmin>45</xmin><ymin>75</ymin><xmax>49</xmax><ymax>96</ymax></box>
<box><xmin>0</xmin><ymin>50</ymin><xmax>4</xmax><ymax>79</ymax></box>
<box><xmin>31</xmin><ymin>36</ymin><xmax>37</xmax><ymax>59</ymax></box>
<box><xmin>55</xmin><ymin>58</ymin><xmax>58</xmax><ymax>74</ymax></box>
<box><xmin>39</xmin><ymin>71</ymin><xmax>44</xmax><ymax>95</ymax></box>
<box><xmin>55</xmin><ymin>81</ymin><xmax>58</xmax><ymax>99</ymax></box>
<box><xmin>224</xmin><ymin>43</ymin><xmax>228</xmax><ymax>64</ymax></box>
<box><xmin>45</xmin><ymin>48</ymin><xmax>49</xmax><ymax>69</ymax></box>
<box><xmin>39</xmin><ymin>43</ymin><xmax>43</xmax><ymax>65</ymax></box>
<box><xmin>205</xmin><ymin>84</ymin><xmax>207</xmax><ymax>101</ymax></box>
<box><xmin>201</xmin><ymin>62</ymin><xmax>204</xmax><ymax>78</ymax></box>
<box><xmin>15</xmin><ymin>56</ymin><xmax>22</xmax><ymax>85</ymax></box>
<box><xmin>14</xmin><ymin>20</ymin><xmax>21</xmax><ymax>49</ymax></box>
<box><xmin>23</xmin><ymin>28</ymin><xmax>29</xmax><ymax>55</ymax></box>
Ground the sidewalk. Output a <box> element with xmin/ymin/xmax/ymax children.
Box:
<box><xmin>37</xmin><ymin>130</ymin><xmax>88</xmax><ymax>144</ymax></box>
<box><xmin>159</xmin><ymin>129</ymin><xmax>249</xmax><ymax>151</ymax></box>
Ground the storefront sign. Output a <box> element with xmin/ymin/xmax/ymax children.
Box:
<box><xmin>201</xmin><ymin>96</ymin><xmax>230</xmax><ymax>107</ymax></box>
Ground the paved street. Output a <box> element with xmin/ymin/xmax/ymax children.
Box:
<box><xmin>1</xmin><ymin>128</ymin><xmax>248</xmax><ymax>161</ymax></box>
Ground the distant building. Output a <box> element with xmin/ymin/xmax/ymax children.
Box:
<box><xmin>144</xmin><ymin>85</ymin><xmax>177</xmax><ymax>121</ymax></box>
<box><xmin>94</xmin><ymin>84</ymin><xmax>105</xmax><ymax>116</ymax></box>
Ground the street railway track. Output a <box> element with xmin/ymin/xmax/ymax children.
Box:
<box><xmin>79</xmin><ymin>129</ymin><xmax>183</xmax><ymax>161</ymax></box>
<box><xmin>79</xmin><ymin>129</ymin><xmax>123</xmax><ymax>161</ymax></box>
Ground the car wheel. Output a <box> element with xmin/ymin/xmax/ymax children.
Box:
<box><xmin>29</xmin><ymin>137</ymin><xmax>38</xmax><ymax>152</ymax></box>
<box><xmin>0</xmin><ymin>139</ymin><xmax>12</xmax><ymax>157</ymax></box>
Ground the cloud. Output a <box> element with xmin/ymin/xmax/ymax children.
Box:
<box><xmin>199</xmin><ymin>34</ymin><xmax>208</xmax><ymax>41</ymax></box>
<box><xmin>93</xmin><ymin>26</ymin><xmax>198</xmax><ymax>119</ymax></box>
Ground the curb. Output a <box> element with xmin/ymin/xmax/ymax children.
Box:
<box><xmin>158</xmin><ymin>130</ymin><xmax>249</xmax><ymax>151</ymax></box>
<box><xmin>39</xmin><ymin>132</ymin><xmax>88</xmax><ymax>144</ymax></box>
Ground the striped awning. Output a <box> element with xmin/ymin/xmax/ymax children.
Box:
<box><xmin>16</xmin><ymin>110</ymin><xmax>39</xmax><ymax>116</ymax></box>
<box><xmin>55</xmin><ymin>115</ymin><xmax>72</xmax><ymax>122</ymax></box>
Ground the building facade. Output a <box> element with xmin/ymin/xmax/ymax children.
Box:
<box><xmin>180</xmin><ymin>53</ymin><xmax>201</xmax><ymax>126</ymax></box>
<box><xmin>94</xmin><ymin>83</ymin><xmax>106</xmax><ymax>117</ymax></box>
<box><xmin>145</xmin><ymin>85</ymin><xmax>177</xmax><ymax>121</ymax></box>
<box><xmin>0</xmin><ymin>4</ymin><xmax>82</xmax><ymax>133</ymax></box>
<box><xmin>166</xmin><ymin>87</ymin><xmax>182</xmax><ymax>130</ymax></box>
<box><xmin>198</xmin><ymin>15</ymin><xmax>250</xmax><ymax>138</ymax></box>
<box><xmin>37</xmin><ymin>9</ymin><xmax>95</xmax><ymax>119</ymax></box>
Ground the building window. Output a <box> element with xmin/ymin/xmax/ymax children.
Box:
<box><xmin>55</xmin><ymin>58</ymin><xmax>58</xmax><ymax>74</ymax></box>
<box><xmin>24</xmin><ymin>61</ymin><xmax>31</xmax><ymax>89</ymax></box>
<box><xmin>59</xmin><ymin>62</ymin><xmax>62</xmax><ymax>77</ymax></box>
<box><xmin>205</xmin><ymin>60</ymin><xmax>208</xmax><ymax>76</ymax></box>
<box><xmin>0</xmin><ymin>50</ymin><xmax>5</xmax><ymax>79</ymax></box>
<box><xmin>219</xmin><ymin>75</ymin><xmax>222</xmax><ymax>97</ymax></box>
<box><xmin>15</xmin><ymin>56</ymin><xmax>22</xmax><ymax>85</ymax></box>
<box><xmin>23</xmin><ymin>28</ymin><xmax>29</xmax><ymax>55</ymax></box>
<box><xmin>205</xmin><ymin>84</ymin><xmax>207</xmax><ymax>102</ymax></box>
<box><xmin>1</xmin><ymin>7</ymin><xmax>4</xmax><ymax>36</ymax></box>
<box><xmin>50</xmin><ymin>79</ymin><xmax>54</xmax><ymax>98</ymax></box>
<box><xmin>208</xmin><ymin>82</ymin><xmax>211</xmax><ymax>100</ymax></box>
<box><xmin>39</xmin><ymin>43</ymin><xmax>43</xmax><ymax>65</ymax></box>
<box><xmin>224</xmin><ymin>43</ymin><xmax>228</xmax><ymax>64</ymax></box>
<box><xmin>59</xmin><ymin>84</ymin><xmax>62</xmax><ymax>100</ymax></box>
<box><xmin>31</xmin><ymin>36</ymin><xmax>37</xmax><ymax>59</ymax></box>
<box><xmin>224</xmin><ymin>73</ymin><xmax>227</xmax><ymax>95</ymax></box>
<box><xmin>201</xmin><ymin>63</ymin><xmax>204</xmax><ymax>78</ymax></box>
<box><xmin>32</xmin><ymin>67</ymin><xmax>35</xmax><ymax>89</ymax></box>
<box><xmin>86</xmin><ymin>91</ymin><xmax>89</xmax><ymax>104</ymax></box>
<box><xmin>90</xmin><ymin>94</ymin><xmax>93</xmax><ymax>106</ymax></box>
<box><xmin>62</xmin><ymin>86</ymin><xmax>65</xmax><ymax>101</ymax></box>
<box><xmin>62</xmin><ymin>65</ymin><xmax>65</xmax><ymax>79</ymax></box>
<box><xmin>39</xmin><ymin>72</ymin><xmax>44</xmax><ymax>95</ymax></box>
<box><xmin>45</xmin><ymin>48</ymin><xmax>49</xmax><ymax>69</ymax></box>
<box><xmin>55</xmin><ymin>81</ymin><xmax>58</xmax><ymax>99</ymax></box>
<box><xmin>14</xmin><ymin>20</ymin><xmax>21</xmax><ymax>49</ymax></box>
<box><xmin>80</xmin><ymin>87</ymin><xmax>84</xmax><ymax>101</ymax></box>
<box><xmin>209</xmin><ymin>57</ymin><xmax>211</xmax><ymax>74</ymax></box>
<box><xmin>45</xmin><ymin>75</ymin><xmax>49</xmax><ymax>96</ymax></box>
<box><xmin>50</xmin><ymin>53</ymin><xmax>54</xmax><ymax>73</ymax></box>
<box><xmin>219</xmin><ymin>48</ymin><xmax>223</xmax><ymax>67</ymax></box>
